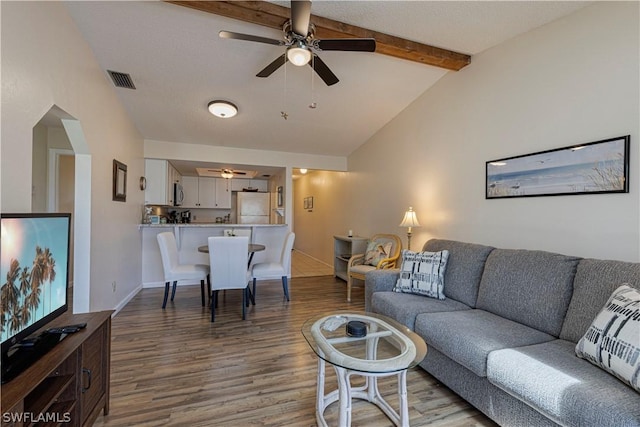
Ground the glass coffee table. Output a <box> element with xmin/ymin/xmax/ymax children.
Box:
<box><xmin>301</xmin><ymin>312</ymin><xmax>427</xmax><ymax>427</ymax></box>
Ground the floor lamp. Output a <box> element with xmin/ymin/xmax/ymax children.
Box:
<box><xmin>399</xmin><ymin>207</ymin><xmax>420</xmax><ymax>251</ymax></box>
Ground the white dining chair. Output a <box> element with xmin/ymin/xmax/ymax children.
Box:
<box><xmin>208</xmin><ymin>236</ymin><xmax>252</xmax><ymax>322</ymax></box>
<box><xmin>251</xmin><ymin>232</ymin><xmax>295</xmax><ymax>302</ymax></box>
<box><xmin>157</xmin><ymin>232</ymin><xmax>210</xmax><ymax>309</ymax></box>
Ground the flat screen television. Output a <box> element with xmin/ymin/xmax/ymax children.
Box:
<box><xmin>1</xmin><ymin>213</ymin><xmax>71</xmax><ymax>378</ymax></box>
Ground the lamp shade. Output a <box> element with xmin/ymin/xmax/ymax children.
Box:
<box><xmin>399</xmin><ymin>207</ymin><xmax>420</xmax><ymax>228</ymax></box>
<box><xmin>208</xmin><ymin>100</ymin><xmax>238</xmax><ymax>118</ymax></box>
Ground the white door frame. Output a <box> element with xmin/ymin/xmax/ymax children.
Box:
<box><xmin>47</xmin><ymin>148</ymin><xmax>75</xmax><ymax>212</ymax></box>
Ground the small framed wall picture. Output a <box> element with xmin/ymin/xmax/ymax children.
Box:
<box><xmin>113</xmin><ymin>159</ymin><xmax>127</xmax><ymax>202</ymax></box>
<box><xmin>303</xmin><ymin>196</ymin><xmax>314</xmax><ymax>210</ymax></box>
<box><xmin>277</xmin><ymin>186</ymin><xmax>283</xmax><ymax>207</ymax></box>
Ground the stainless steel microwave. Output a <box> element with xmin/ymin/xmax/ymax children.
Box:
<box><xmin>173</xmin><ymin>182</ymin><xmax>184</xmax><ymax>206</ymax></box>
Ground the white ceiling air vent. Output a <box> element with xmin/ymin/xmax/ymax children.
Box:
<box><xmin>107</xmin><ymin>70</ymin><xmax>136</xmax><ymax>89</ymax></box>
<box><xmin>196</xmin><ymin>168</ymin><xmax>258</xmax><ymax>179</ymax></box>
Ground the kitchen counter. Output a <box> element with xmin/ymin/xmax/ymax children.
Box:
<box><xmin>139</xmin><ymin>223</ymin><xmax>286</xmax><ymax>228</ymax></box>
<box><xmin>140</xmin><ymin>223</ymin><xmax>290</xmax><ymax>287</ymax></box>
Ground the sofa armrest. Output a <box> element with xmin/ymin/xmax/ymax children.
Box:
<box><xmin>364</xmin><ymin>269</ymin><xmax>400</xmax><ymax>312</ymax></box>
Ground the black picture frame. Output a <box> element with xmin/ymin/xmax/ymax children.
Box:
<box><xmin>303</xmin><ymin>196</ymin><xmax>314</xmax><ymax>210</ymax></box>
<box><xmin>486</xmin><ymin>135</ymin><xmax>630</xmax><ymax>199</ymax></box>
<box><xmin>113</xmin><ymin>159</ymin><xmax>127</xmax><ymax>202</ymax></box>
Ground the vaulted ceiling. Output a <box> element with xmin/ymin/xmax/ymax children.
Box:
<box><xmin>65</xmin><ymin>1</ymin><xmax>590</xmax><ymax>164</ymax></box>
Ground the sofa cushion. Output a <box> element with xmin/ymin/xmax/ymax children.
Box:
<box><xmin>575</xmin><ymin>284</ymin><xmax>640</xmax><ymax>392</ymax></box>
<box><xmin>371</xmin><ymin>291</ymin><xmax>470</xmax><ymax>330</ymax></box>
<box><xmin>393</xmin><ymin>250</ymin><xmax>449</xmax><ymax>299</ymax></box>
<box><xmin>476</xmin><ymin>249</ymin><xmax>580</xmax><ymax>336</ymax></box>
<box><xmin>414</xmin><ymin>310</ymin><xmax>554</xmax><ymax>377</ymax></box>
<box><xmin>364</xmin><ymin>269</ymin><xmax>400</xmax><ymax>312</ymax></box>
<box><xmin>560</xmin><ymin>258</ymin><xmax>640</xmax><ymax>342</ymax></box>
<box><xmin>487</xmin><ymin>340</ymin><xmax>640</xmax><ymax>427</ymax></box>
<box><xmin>423</xmin><ymin>239</ymin><xmax>494</xmax><ymax>307</ymax></box>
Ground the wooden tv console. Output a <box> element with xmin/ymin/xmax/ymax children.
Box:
<box><xmin>1</xmin><ymin>310</ymin><xmax>113</xmax><ymax>427</ymax></box>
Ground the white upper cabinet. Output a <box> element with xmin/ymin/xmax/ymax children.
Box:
<box><xmin>215</xmin><ymin>178</ymin><xmax>231</xmax><ymax>208</ymax></box>
<box><xmin>144</xmin><ymin>159</ymin><xmax>181</xmax><ymax>206</ymax></box>
<box><xmin>181</xmin><ymin>176</ymin><xmax>230</xmax><ymax>209</ymax></box>
<box><xmin>181</xmin><ymin>176</ymin><xmax>200</xmax><ymax>208</ymax></box>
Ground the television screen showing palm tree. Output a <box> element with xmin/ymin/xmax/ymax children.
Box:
<box><xmin>1</xmin><ymin>214</ymin><xmax>70</xmax><ymax>345</ymax></box>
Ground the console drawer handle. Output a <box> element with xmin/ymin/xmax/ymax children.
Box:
<box><xmin>82</xmin><ymin>368</ymin><xmax>92</xmax><ymax>393</ymax></box>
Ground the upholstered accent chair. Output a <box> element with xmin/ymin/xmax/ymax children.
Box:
<box><xmin>347</xmin><ymin>234</ymin><xmax>402</xmax><ymax>301</ymax></box>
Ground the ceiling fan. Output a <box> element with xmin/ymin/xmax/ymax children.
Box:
<box><xmin>219</xmin><ymin>0</ymin><xmax>376</xmax><ymax>86</ymax></box>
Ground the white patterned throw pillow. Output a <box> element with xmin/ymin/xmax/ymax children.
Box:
<box><xmin>393</xmin><ymin>250</ymin><xmax>449</xmax><ymax>300</ymax></box>
<box><xmin>575</xmin><ymin>284</ymin><xmax>640</xmax><ymax>392</ymax></box>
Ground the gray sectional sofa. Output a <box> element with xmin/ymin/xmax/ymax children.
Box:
<box><xmin>365</xmin><ymin>239</ymin><xmax>640</xmax><ymax>426</ymax></box>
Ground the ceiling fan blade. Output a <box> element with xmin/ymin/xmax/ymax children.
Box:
<box><xmin>219</xmin><ymin>31</ymin><xmax>283</xmax><ymax>46</ymax></box>
<box><xmin>310</xmin><ymin>54</ymin><xmax>339</xmax><ymax>86</ymax></box>
<box><xmin>290</xmin><ymin>1</ymin><xmax>311</xmax><ymax>37</ymax></box>
<box><xmin>257</xmin><ymin>54</ymin><xmax>288</xmax><ymax>78</ymax></box>
<box><xmin>316</xmin><ymin>38</ymin><xmax>376</xmax><ymax>52</ymax></box>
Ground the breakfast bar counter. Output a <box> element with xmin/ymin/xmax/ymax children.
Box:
<box><xmin>140</xmin><ymin>224</ymin><xmax>289</xmax><ymax>287</ymax></box>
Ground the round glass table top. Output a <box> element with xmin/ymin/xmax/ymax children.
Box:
<box><xmin>301</xmin><ymin>311</ymin><xmax>427</xmax><ymax>374</ymax></box>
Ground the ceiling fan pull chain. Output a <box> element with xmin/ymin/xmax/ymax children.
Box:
<box><xmin>281</xmin><ymin>59</ymin><xmax>289</xmax><ymax>120</ymax></box>
<box><xmin>309</xmin><ymin>55</ymin><xmax>317</xmax><ymax>109</ymax></box>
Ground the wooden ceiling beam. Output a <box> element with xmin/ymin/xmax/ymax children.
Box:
<box><xmin>166</xmin><ymin>1</ymin><xmax>471</xmax><ymax>71</ymax></box>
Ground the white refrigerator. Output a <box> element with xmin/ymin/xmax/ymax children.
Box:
<box><xmin>237</xmin><ymin>192</ymin><xmax>271</xmax><ymax>224</ymax></box>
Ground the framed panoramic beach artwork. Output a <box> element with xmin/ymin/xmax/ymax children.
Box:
<box><xmin>486</xmin><ymin>135</ymin><xmax>630</xmax><ymax>199</ymax></box>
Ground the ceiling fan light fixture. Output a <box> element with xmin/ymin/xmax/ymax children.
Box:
<box><xmin>287</xmin><ymin>43</ymin><xmax>311</xmax><ymax>66</ymax></box>
<box><xmin>221</xmin><ymin>169</ymin><xmax>234</xmax><ymax>179</ymax></box>
<box><xmin>208</xmin><ymin>100</ymin><xmax>238</xmax><ymax>118</ymax></box>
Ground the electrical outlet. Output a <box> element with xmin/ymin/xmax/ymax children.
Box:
<box><xmin>112</xmin><ymin>281</ymin><xmax>116</xmax><ymax>293</ymax></box>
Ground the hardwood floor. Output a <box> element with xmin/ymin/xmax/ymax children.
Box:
<box><xmin>94</xmin><ymin>276</ymin><xmax>496</xmax><ymax>427</ymax></box>
<box><xmin>291</xmin><ymin>250</ymin><xmax>333</xmax><ymax>278</ymax></box>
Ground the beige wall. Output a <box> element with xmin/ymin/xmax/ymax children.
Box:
<box><xmin>344</xmin><ymin>2</ymin><xmax>639</xmax><ymax>262</ymax></box>
<box><xmin>1</xmin><ymin>2</ymin><xmax>145</xmax><ymax>311</ymax></box>
<box><xmin>31</xmin><ymin>125</ymin><xmax>48</xmax><ymax>211</ymax></box>
<box><xmin>293</xmin><ymin>170</ymin><xmax>351</xmax><ymax>265</ymax></box>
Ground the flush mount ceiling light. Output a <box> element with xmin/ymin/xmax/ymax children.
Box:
<box><xmin>208</xmin><ymin>100</ymin><xmax>238</xmax><ymax>118</ymax></box>
<box><xmin>221</xmin><ymin>169</ymin><xmax>234</xmax><ymax>179</ymax></box>
<box><xmin>287</xmin><ymin>42</ymin><xmax>312</xmax><ymax>66</ymax></box>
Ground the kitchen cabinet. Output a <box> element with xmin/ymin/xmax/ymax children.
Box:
<box><xmin>182</xmin><ymin>176</ymin><xmax>230</xmax><ymax>208</ymax></box>
<box><xmin>144</xmin><ymin>159</ymin><xmax>181</xmax><ymax>206</ymax></box>
<box><xmin>230</xmin><ymin>179</ymin><xmax>269</xmax><ymax>192</ymax></box>
<box><xmin>215</xmin><ymin>178</ymin><xmax>232</xmax><ymax>208</ymax></box>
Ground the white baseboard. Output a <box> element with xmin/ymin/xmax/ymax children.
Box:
<box><xmin>143</xmin><ymin>281</ymin><xmax>166</xmax><ymax>289</ymax></box>
<box><xmin>113</xmin><ymin>284</ymin><xmax>143</xmax><ymax>315</ymax></box>
<box><xmin>293</xmin><ymin>249</ymin><xmax>333</xmax><ymax>268</ymax></box>
<box><xmin>142</xmin><ymin>281</ymin><xmax>205</xmax><ymax>288</ymax></box>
